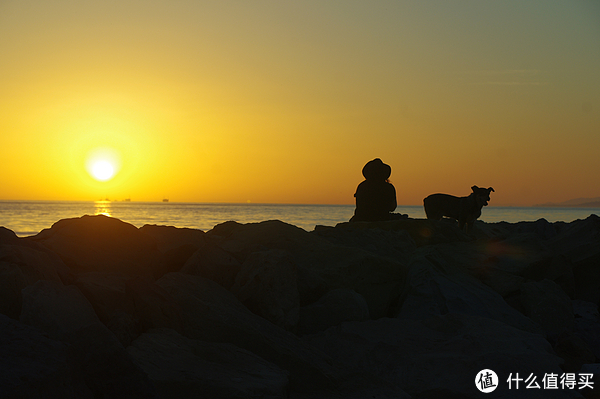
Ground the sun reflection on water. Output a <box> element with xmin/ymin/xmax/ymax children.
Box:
<box><xmin>94</xmin><ymin>201</ymin><xmax>112</xmax><ymax>217</ymax></box>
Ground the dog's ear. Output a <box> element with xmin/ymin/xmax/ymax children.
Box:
<box><xmin>471</xmin><ymin>185</ymin><xmax>479</xmax><ymax>191</ymax></box>
<box><xmin>488</xmin><ymin>187</ymin><xmax>495</xmax><ymax>192</ymax></box>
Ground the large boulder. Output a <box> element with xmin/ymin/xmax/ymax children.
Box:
<box><xmin>206</xmin><ymin>220</ymin><xmax>409</xmax><ymax>319</ymax></box>
<box><xmin>139</xmin><ymin>225</ymin><xmax>207</xmax><ymax>277</ymax></box>
<box><xmin>397</xmin><ymin>245</ymin><xmax>541</xmax><ymax>334</ymax></box>
<box><xmin>516</xmin><ymin>279</ymin><xmax>574</xmax><ymax>337</ymax></box>
<box><xmin>572</xmin><ymin>300</ymin><xmax>600</xmax><ymax>360</ymax></box>
<box><xmin>552</xmin><ymin>332</ymin><xmax>595</xmax><ymax>373</ymax></box>
<box><xmin>181</xmin><ymin>242</ymin><xmax>242</xmax><ymax>289</ymax></box>
<box><xmin>156</xmin><ymin>272</ymin><xmax>339</xmax><ymax>393</ymax></box>
<box><xmin>139</xmin><ymin>224</ymin><xmax>205</xmax><ymax>253</ymax></box>
<box><xmin>206</xmin><ymin>220</ymin><xmax>323</xmax><ymax>262</ymax></box>
<box><xmin>298</xmin><ymin>288</ymin><xmax>370</xmax><ymax>336</ymax></box>
<box><xmin>20</xmin><ymin>280</ymin><xmax>100</xmax><ymax>337</ymax></box>
<box><xmin>19</xmin><ymin>280</ymin><xmax>157</xmax><ymax>398</ymax></box>
<box><xmin>74</xmin><ymin>272</ymin><xmax>183</xmax><ymax>347</ymax></box>
<box><xmin>312</xmin><ymin>222</ymin><xmax>416</xmax><ymax>259</ymax></box>
<box><xmin>73</xmin><ymin>272</ymin><xmax>137</xmax><ymax>345</ymax></box>
<box><xmin>28</xmin><ymin>215</ymin><xmax>161</xmax><ymax>278</ymax></box>
<box><xmin>548</xmin><ymin>215</ymin><xmax>600</xmax><ymax>303</ymax></box>
<box><xmin>127</xmin><ymin>328</ymin><xmax>290</xmax><ymax>399</ymax></box>
<box><xmin>0</xmin><ymin>236</ymin><xmax>71</xmax><ymax>319</ymax></box>
<box><xmin>304</xmin><ymin>313</ymin><xmax>578</xmax><ymax>399</ymax></box>
<box><xmin>0</xmin><ymin>261</ymin><xmax>26</xmax><ymax>319</ymax></box>
<box><xmin>231</xmin><ymin>249</ymin><xmax>300</xmax><ymax>331</ymax></box>
<box><xmin>0</xmin><ymin>314</ymin><xmax>92</xmax><ymax>398</ymax></box>
<box><xmin>0</xmin><ymin>243</ymin><xmax>64</xmax><ymax>285</ymax></box>
<box><xmin>329</xmin><ymin>218</ymin><xmax>473</xmax><ymax>247</ymax></box>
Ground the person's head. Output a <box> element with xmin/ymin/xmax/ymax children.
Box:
<box><xmin>362</xmin><ymin>158</ymin><xmax>391</xmax><ymax>181</ymax></box>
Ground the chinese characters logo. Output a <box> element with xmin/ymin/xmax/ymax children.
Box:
<box><xmin>476</xmin><ymin>369</ymin><xmax>498</xmax><ymax>393</ymax></box>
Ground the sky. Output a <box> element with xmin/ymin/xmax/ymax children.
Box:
<box><xmin>1</xmin><ymin>0</ymin><xmax>599</xmax><ymax>206</ymax></box>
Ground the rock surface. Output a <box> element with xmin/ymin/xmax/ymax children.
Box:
<box><xmin>28</xmin><ymin>215</ymin><xmax>161</xmax><ymax>278</ymax></box>
<box><xmin>19</xmin><ymin>280</ymin><xmax>157</xmax><ymax>398</ymax></box>
<box><xmin>231</xmin><ymin>249</ymin><xmax>300</xmax><ymax>331</ymax></box>
<box><xmin>127</xmin><ymin>328</ymin><xmax>290</xmax><ymax>399</ymax></box>
<box><xmin>2</xmin><ymin>213</ymin><xmax>600</xmax><ymax>398</ymax></box>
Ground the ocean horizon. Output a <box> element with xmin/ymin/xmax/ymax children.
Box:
<box><xmin>1</xmin><ymin>199</ymin><xmax>599</xmax><ymax>237</ymax></box>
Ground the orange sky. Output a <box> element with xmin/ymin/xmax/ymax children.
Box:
<box><xmin>1</xmin><ymin>1</ymin><xmax>599</xmax><ymax>206</ymax></box>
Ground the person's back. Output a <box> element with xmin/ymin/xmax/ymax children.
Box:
<box><xmin>350</xmin><ymin>158</ymin><xmax>397</xmax><ymax>222</ymax></box>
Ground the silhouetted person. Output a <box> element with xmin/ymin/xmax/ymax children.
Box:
<box><xmin>350</xmin><ymin>158</ymin><xmax>397</xmax><ymax>222</ymax></box>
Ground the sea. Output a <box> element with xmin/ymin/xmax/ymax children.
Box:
<box><xmin>1</xmin><ymin>200</ymin><xmax>599</xmax><ymax>237</ymax></box>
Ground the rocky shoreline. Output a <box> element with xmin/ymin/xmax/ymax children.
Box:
<box><xmin>2</xmin><ymin>214</ymin><xmax>600</xmax><ymax>398</ymax></box>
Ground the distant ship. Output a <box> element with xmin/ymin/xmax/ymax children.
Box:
<box><xmin>162</xmin><ymin>198</ymin><xmax>169</xmax><ymax>203</ymax></box>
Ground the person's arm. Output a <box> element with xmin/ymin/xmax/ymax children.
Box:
<box><xmin>388</xmin><ymin>183</ymin><xmax>397</xmax><ymax>212</ymax></box>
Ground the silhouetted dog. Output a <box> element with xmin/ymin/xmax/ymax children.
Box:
<box><xmin>423</xmin><ymin>186</ymin><xmax>495</xmax><ymax>232</ymax></box>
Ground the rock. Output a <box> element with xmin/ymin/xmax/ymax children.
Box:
<box><xmin>127</xmin><ymin>328</ymin><xmax>290</xmax><ymax>399</ymax></box>
<box><xmin>460</xmin><ymin>237</ymin><xmax>541</xmax><ymax>298</ymax></box>
<box><xmin>522</xmin><ymin>254</ymin><xmax>575</xmax><ymax>298</ymax></box>
<box><xmin>74</xmin><ymin>272</ymin><xmax>183</xmax><ymax>347</ymax></box>
<box><xmin>140</xmin><ymin>225</ymin><xmax>206</xmax><ymax>277</ymax></box>
<box><xmin>231</xmin><ymin>249</ymin><xmax>300</xmax><ymax>331</ymax></box>
<box><xmin>549</xmin><ymin>215</ymin><xmax>600</xmax><ymax>262</ymax></box>
<box><xmin>313</xmin><ymin>222</ymin><xmax>416</xmax><ymax>259</ymax></box>
<box><xmin>207</xmin><ymin>220</ymin><xmax>320</xmax><ymax>261</ymax></box>
<box><xmin>139</xmin><ymin>224</ymin><xmax>205</xmax><ymax>253</ymax></box>
<box><xmin>6</xmin><ymin>214</ymin><xmax>600</xmax><ymax>397</ymax></box>
<box><xmin>304</xmin><ymin>313</ymin><xmax>576</xmax><ymax>399</ymax></box>
<box><xmin>470</xmin><ymin>221</ymin><xmax>514</xmax><ymax>240</ymax></box>
<box><xmin>19</xmin><ymin>280</ymin><xmax>157</xmax><ymax>398</ymax></box>
<box><xmin>73</xmin><ymin>272</ymin><xmax>137</xmax><ymax>345</ymax></box>
<box><xmin>0</xmin><ymin>314</ymin><xmax>92</xmax><ymax>398</ymax></box>
<box><xmin>296</xmin><ymin>265</ymin><xmax>329</xmax><ymax>307</ymax></box>
<box><xmin>181</xmin><ymin>242</ymin><xmax>242</xmax><ymax>289</ymax></box>
<box><xmin>517</xmin><ymin>279</ymin><xmax>575</xmax><ymax>336</ymax></box>
<box><xmin>0</xmin><ymin>226</ymin><xmax>19</xmax><ymax>244</ymax></box>
<box><xmin>156</xmin><ymin>244</ymin><xmax>200</xmax><ymax>277</ymax></box>
<box><xmin>331</xmin><ymin>218</ymin><xmax>473</xmax><ymax>247</ymax></box>
<box><xmin>66</xmin><ymin>322</ymin><xmax>158</xmax><ymax>398</ymax></box>
<box><xmin>298</xmin><ymin>289</ymin><xmax>369</xmax><ymax>335</ymax></box>
<box><xmin>156</xmin><ymin>272</ymin><xmax>339</xmax><ymax>393</ymax></box>
<box><xmin>0</xmin><ymin>243</ymin><xmax>63</xmax><ymax>285</ymax></box>
<box><xmin>289</xmin><ymin>373</ymin><xmax>411</xmax><ymax>399</ymax></box>
<box><xmin>572</xmin><ymin>251</ymin><xmax>600</xmax><ymax>304</ymax></box>
<box><xmin>28</xmin><ymin>215</ymin><xmax>161</xmax><ymax>278</ymax></box>
<box><xmin>297</xmin><ymin>247</ymin><xmax>407</xmax><ymax>319</ymax></box>
<box><xmin>573</xmin><ymin>300</ymin><xmax>600</xmax><ymax>359</ymax></box>
<box><xmin>0</xmin><ymin>237</ymin><xmax>70</xmax><ymax>320</ymax></box>
<box><xmin>206</xmin><ymin>220</ymin><xmax>409</xmax><ymax>319</ymax></box>
<box><xmin>20</xmin><ymin>280</ymin><xmax>100</xmax><ymax>337</ymax></box>
<box><xmin>513</xmin><ymin>218</ymin><xmax>559</xmax><ymax>240</ymax></box>
<box><xmin>125</xmin><ymin>276</ymin><xmax>184</xmax><ymax>334</ymax></box>
<box><xmin>549</xmin><ymin>215</ymin><xmax>600</xmax><ymax>303</ymax></box>
<box><xmin>553</xmin><ymin>332</ymin><xmax>595</xmax><ymax>372</ymax></box>
<box><xmin>397</xmin><ymin>245</ymin><xmax>541</xmax><ymax>334</ymax></box>
<box><xmin>0</xmin><ymin>261</ymin><xmax>26</xmax><ymax>319</ymax></box>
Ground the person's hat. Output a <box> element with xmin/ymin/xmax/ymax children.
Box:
<box><xmin>362</xmin><ymin>158</ymin><xmax>391</xmax><ymax>180</ymax></box>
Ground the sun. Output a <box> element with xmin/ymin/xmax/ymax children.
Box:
<box><xmin>91</xmin><ymin>160</ymin><xmax>116</xmax><ymax>181</ymax></box>
<box><xmin>85</xmin><ymin>147</ymin><xmax>121</xmax><ymax>182</ymax></box>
